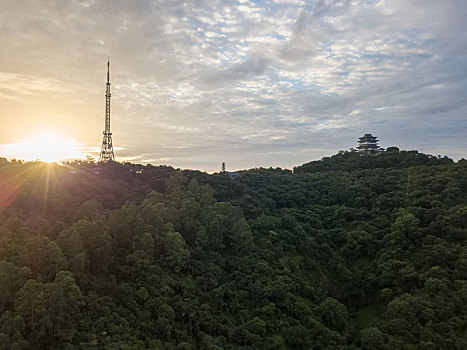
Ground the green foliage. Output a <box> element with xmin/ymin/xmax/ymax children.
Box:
<box><xmin>0</xmin><ymin>152</ymin><xmax>466</xmax><ymax>349</ymax></box>
<box><xmin>314</xmin><ymin>297</ymin><xmax>349</xmax><ymax>332</ymax></box>
<box><xmin>360</xmin><ymin>327</ymin><xmax>384</xmax><ymax>349</ymax></box>
<box><xmin>294</xmin><ymin>149</ymin><xmax>453</xmax><ymax>173</ymax></box>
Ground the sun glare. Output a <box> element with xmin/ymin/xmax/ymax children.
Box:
<box><xmin>1</xmin><ymin>133</ymin><xmax>86</xmax><ymax>163</ymax></box>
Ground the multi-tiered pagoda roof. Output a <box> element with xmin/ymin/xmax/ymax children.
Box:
<box><xmin>357</xmin><ymin>133</ymin><xmax>383</xmax><ymax>154</ymax></box>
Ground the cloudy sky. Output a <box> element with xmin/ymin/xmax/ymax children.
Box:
<box><xmin>0</xmin><ymin>0</ymin><xmax>466</xmax><ymax>171</ymax></box>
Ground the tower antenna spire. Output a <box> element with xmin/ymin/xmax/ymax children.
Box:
<box><xmin>99</xmin><ymin>58</ymin><xmax>115</xmax><ymax>162</ymax></box>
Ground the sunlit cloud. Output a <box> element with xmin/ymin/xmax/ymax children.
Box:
<box><xmin>0</xmin><ymin>133</ymin><xmax>86</xmax><ymax>162</ymax></box>
<box><xmin>0</xmin><ymin>72</ymin><xmax>70</xmax><ymax>98</ymax></box>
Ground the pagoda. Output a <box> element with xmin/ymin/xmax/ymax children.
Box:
<box><xmin>357</xmin><ymin>134</ymin><xmax>383</xmax><ymax>154</ymax></box>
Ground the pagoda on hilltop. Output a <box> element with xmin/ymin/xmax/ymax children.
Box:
<box><xmin>357</xmin><ymin>133</ymin><xmax>384</xmax><ymax>154</ymax></box>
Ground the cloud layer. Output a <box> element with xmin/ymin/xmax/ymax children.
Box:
<box><xmin>0</xmin><ymin>0</ymin><xmax>466</xmax><ymax>171</ymax></box>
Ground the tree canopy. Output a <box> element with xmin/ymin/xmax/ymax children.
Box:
<box><xmin>0</xmin><ymin>151</ymin><xmax>466</xmax><ymax>349</ymax></box>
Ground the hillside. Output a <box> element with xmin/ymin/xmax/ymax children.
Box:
<box><xmin>0</xmin><ymin>151</ymin><xmax>466</xmax><ymax>349</ymax></box>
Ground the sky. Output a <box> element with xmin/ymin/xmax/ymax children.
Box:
<box><xmin>0</xmin><ymin>0</ymin><xmax>466</xmax><ymax>172</ymax></box>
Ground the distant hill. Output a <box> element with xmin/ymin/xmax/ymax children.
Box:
<box><xmin>294</xmin><ymin>147</ymin><xmax>455</xmax><ymax>173</ymax></box>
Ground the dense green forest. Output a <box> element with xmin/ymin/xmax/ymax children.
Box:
<box><xmin>0</xmin><ymin>149</ymin><xmax>466</xmax><ymax>349</ymax></box>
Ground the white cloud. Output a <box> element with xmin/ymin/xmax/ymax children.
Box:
<box><xmin>273</xmin><ymin>0</ymin><xmax>305</xmax><ymax>6</ymax></box>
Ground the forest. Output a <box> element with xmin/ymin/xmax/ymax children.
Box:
<box><xmin>0</xmin><ymin>148</ymin><xmax>466</xmax><ymax>349</ymax></box>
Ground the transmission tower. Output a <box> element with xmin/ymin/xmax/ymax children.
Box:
<box><xmin>99</xmin><ymin>59</ymin><xmax>115</xmax><ymax>162</ymax></box>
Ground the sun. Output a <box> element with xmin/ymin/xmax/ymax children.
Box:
<box><xmin>1</xmin><ymin>132</ymin><xmax>86</xmax><ymax>163</ymax></box>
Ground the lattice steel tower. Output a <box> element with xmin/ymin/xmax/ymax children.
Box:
<box><xmin>99</xmin><ymin>59</ymin><xmax>115</xmax><ymax>162</ymax></box>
